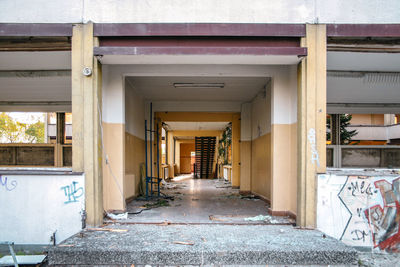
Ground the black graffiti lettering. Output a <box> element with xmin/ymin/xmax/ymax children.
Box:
<box><xmin>351</xmin><ymin>229</ymin><xmax>369</xmax><ymax>242</ymax></box>
<box><xmin>348</xmin><ymin>181</ymin><xmax>373</xmax><ymax>196</ymax></box>
<box><xmin>356</xmin><ymin>208</ymin><xmax>363</xmax><ymax>217</ymax></box>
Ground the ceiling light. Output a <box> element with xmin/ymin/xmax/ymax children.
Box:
<box><xmin>173</xmin><ymin>83</ymin><xmax>225</xmax><ymax>88</ymax></box>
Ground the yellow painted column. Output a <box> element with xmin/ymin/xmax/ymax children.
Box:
<box><xmin>72</xmin><ymin>23</ymin><xmax>103</xmax><ymax>226</ymax></box>
<box><xmin>231</xmin><ymin>114</ymin><xmax>241</xmax><ymax>188</ymax></box>
<box><xmin>167</xmin><ymin>131</ymin><xmax>175</xmax><ymax>178</ymax></box>
<box><xmin>297</xmin><ymin>24</ymin><xmax>327</xmax><ymax>228</ymax></box>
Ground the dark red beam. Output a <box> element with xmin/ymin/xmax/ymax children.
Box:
<box><xmin>0</xmin><ymin>23</ymin><xmax>73</xmax><ymax>36</ymax></box>
<box><xmin>94</xmin><ymin>46</ymin><xmax>307</xmax><ymax>56</ymax></box>
<box><xmin>99</xmin><ymin>37</ymin><xmax>300</xmax><ymax>47</ymax></box>
<box><xmin>327</xmin><ymin>24</ymin><xmax>400</xmax><ymax>37</ymax></box>
<box><xmin>94</xmin><ymin>23</ymin><xmax>306</xmax><ymax>37</ymax></box>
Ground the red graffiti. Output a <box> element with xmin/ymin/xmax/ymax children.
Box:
<box><xmin>364</xmin><ymin>178</ymin><xmax>400</xmax><ymax>252</ymax></box>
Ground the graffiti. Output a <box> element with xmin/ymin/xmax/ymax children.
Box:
<box><xmin>60</xmin><ymin>181</ymin><xmax>83</xmax><ymax>204</ymax></box>
<box><xmin>307</xmin><ymin>128</ymin><xmax>320</xmax><ymax>167</ymax></box>
<box><xmin>0</xmin><ymin>175</ymin><xmax>17</xmax><ymax>191</ymax></box>
<box><xmin>319</xmin><ymin>174</ymin><xmax>400</xmax><ymax>252</ymax></box>
<box><xmin>364</xmin><ymin>178</ymin><xmax>400</xmax><ymax>251</ymax></box>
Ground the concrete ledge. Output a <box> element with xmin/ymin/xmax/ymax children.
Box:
<box><xmin>48</xmin><ymin>225</ymin><xmax>357</xmax><ymax>266</ymax></box>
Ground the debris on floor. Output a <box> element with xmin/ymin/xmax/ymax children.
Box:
<box><xmin>87</xmin><ymin>228</ymin><xmax>128</xmax><ymax>233</ymax></box>
<box><xmin>143</xmin><ymin>199</ymin><xmax>170</xmax><ymax>209</ymax></box>
<box><xmin>172</xmin><ymin>240</ymin><xmax>195</xmax><ymax>246</ymax></box>
<box><xmin>244</xmin><ymin>215</ymin><xmax>279</xmax><ymax>223</ymax></box>
<box><xmin>106</xmin><ymin>212</ymin><xmax>128</xmax><ymax>220</ymax></box>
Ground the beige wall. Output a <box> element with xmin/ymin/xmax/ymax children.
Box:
<box><xmin>102</xmin><ymin>122</ymin><xmax>125</xmax><ymax>211</ymax></box>
<box><xmin>240</xmin><ymin>141</ymin><xmax>251</xmax><ymax>192</ymax></box>
<box><xmin>271</xmin><ymin>123</ymin><xmax>297</xmax><ymax>214</ymax></box>
<box><xmin>350</xmin><ymin>114</ymin><xmax>385</xmax><ymax>125</ymax></box>
<box><xmin>125</xmin><ymin>132</ymin><xmax>145</xmax><ymax>199</ymax></box>
<box><xmin>251</xmin><ymin>133</ymin><xmax>271</xmax><ymax>200</ymax></box>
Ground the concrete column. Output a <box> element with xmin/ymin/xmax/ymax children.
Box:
<box><xmin>297</xmin><ymin>24</ymin><xmax>327</xmax><ymax>228</ymax></box>
<box><xmin>72</xmin><ymin>23</ymin><xmax>103</xmax><ymax>226</ymax></box>
<box><xmin>331</xmin><ymin>114</ymin><xmax>340</xmax><ymax>145</ymax></box>
<box><xmin>384</xmin><ymin>114</ymin><xmax>395</xmax><ymax>126</ymax></box>
<box><xmin>55</xmin><ymin>112</ymin><xmax>65</xmax><ymax>167</ymax></box>
<box><xmin>231</xmin><ymin>114</ymin><xmax>241</xmax><ymax>188</ymax></box>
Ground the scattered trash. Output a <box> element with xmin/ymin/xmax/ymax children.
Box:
<box><xmin>143</xmin><ymin>199</ymin><xmax>170</xmax><ymax>209</ymax></box>
<box><xmin>107</xmin><ymin>212</ymin><xmax>128</xmax><ymax>220</ymax></box>
<box><xmin>244</xmin><ymin>215</ymin><xmax>279</xmax><ymax>223</ymax></box>
<box><xmin>215</xmin><ymin>185</ymin><xmax>232</xmax><ymax>188</ymax></box>
<box><xmin>128</xmin><ymin>208</ymin><xmax>150</xmax><ymax>215</ymax></box>
<box><xmin>87</xmin><ymin>228</ymin><xmax>128</xmax><ymax>233</ymax></box>
<box><xmin>158</xmin><ymin>221</ymin><xmax>171</xmax><ymax>226</ymax></box>
<box><xmin>209</xmin><ymin>215</ymin><xmax>226</xmax><ymax>221</ymax></box>
<box><xmin>172</xmin><ymin>241</ymin><xmax>195</xmax><ymax>246</ymax></box>
<box><xmin>201</xmin><ymin>237</ymin><xmax>207</xmax><ymax>242</ymax></box>
<box><xmin>279</xmin><ymin>229</ymin><xmax>285</xmax><ymax>233</ymax></box>
<box><xmin>240</xmin><ymin>194</ymin><xmax>260</xmax><ymax>200</ymax></box>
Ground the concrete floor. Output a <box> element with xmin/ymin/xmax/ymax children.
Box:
<box><xmin>48</xmin><ymin>224</ymin><xmax>358</xmax><ymax>266</ymax></box>
<box><xmin>115</xmin><ymin>175</ymin><xmax>294</xmax><ymax>224</ymax></box>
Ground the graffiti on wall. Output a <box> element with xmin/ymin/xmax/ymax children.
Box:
<box><xmin>318</xmin><ymin>174</ymin><xmax>400</xmax><ymax>252</ymax></box>
<box><xmin>307</xmin><ymin>128</ymin><xmax>320</xmax><ymax>167</ymax></box>
<box><xmin>0</xmin><ymin>175</ymin><xmax>17</xmax><ymax>191</ymax></box>
<box><xmin>60</xmin><ymin>181</ymin><xmax>83</xmax><ymax>204</ymax></box>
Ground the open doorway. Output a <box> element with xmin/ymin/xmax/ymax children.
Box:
<box><xmin>102</xmin><ymin>62</ymin><xmax>299</xmax><ymax>225</ymax></box>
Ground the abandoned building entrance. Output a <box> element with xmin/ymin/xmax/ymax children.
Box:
<box><xmin>97</xmin><ymin>32</ymin><xmax>306</xmax><ymax>225</ymax></box>
<box><xmin>101</xmin><ymin>59</ymin><xmax>300</xmax><ymax>225</ymax></box>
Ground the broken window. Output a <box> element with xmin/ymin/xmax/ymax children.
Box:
<box><xmin>0</xmin><ymin>112</ymin><xmax>72</xmax><ymax>167</ymax></box>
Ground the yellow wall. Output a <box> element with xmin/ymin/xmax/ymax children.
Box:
<box><xmin>180</xmin><ymin>143</ymin><xmax>195</xmax><ymax>173</ymax></box>
<box><xmin>251</xmin><ymin>133</ymin><xmax>271</xmax><ymax>201</ymax></box>
<box><xmin>271</xmin><ymin>123</ymin><xmax>297</xmax><ymax>214</ymax></box>
<box><xmin>125</xmin><ymin>132</ymin><xmax>145</xmax><ymax>200</ymax></box>
<box><xmin>240</xmin><ymin>140</ymin><xmax>251</xmax><ymax>192</ymax></box>
<box><xmin>102</xmin><ymin>122</ymin><xmax>125</xmax><ymax>211</ymax></box>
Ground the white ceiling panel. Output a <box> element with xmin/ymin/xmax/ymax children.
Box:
<box><xmin>165</xmin><ymin>121</ymin><xmax>229</xmax><ymax>131</ymax></box>
<box><xmin>127</xmin><ymin>76</ymin><xmax>269</xmax><ymax>101</ymax></box>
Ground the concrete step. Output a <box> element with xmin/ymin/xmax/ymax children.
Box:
<box><xmin>48</xmin><ymin>224</ymin><xmax>358</xmax><ymax>266</ymax></box>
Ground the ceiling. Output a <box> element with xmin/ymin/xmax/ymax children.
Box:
<box><xmin>165</xmin><ymin>121</ymin><xmax>229</xmax><ymax>131</ymax></box>
<box><xmin>0</xmin><ymin>51</ymin><xmax>71</xmax><ymax>70</ymax></box>
<box><xmin>327</xmin><ymin>51</ymin><xmax>400</xmax><ymax>72</ymax></box>
<box><xmin>127</xmin><ymin>76</ymin><xmax>269</xmax><ymax>101</ymax></box>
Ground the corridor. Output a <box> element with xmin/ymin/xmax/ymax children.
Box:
<box><xmin>119</xmin><ymin>175</ymin><xmax>295</xmax><ymax>224</ymax></box>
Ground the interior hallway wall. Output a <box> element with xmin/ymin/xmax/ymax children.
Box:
<box><xmin>125</xmin><ymin>79</ymin><xmax>145</xmax><ymax>200</ymax></box>
<box><xmin>102</xmin><ymin>65</ymin><xmax>125</xmax><ymax>211</ymax></box>
<box><xmin>250</xmin><ymin>85</ymin><xmax>272</xmax><ymax>201</ymax></box>
<box><xmin>180</xmin><ymin>143</ymin><xmax>195</xmax><ymax>174</ymax></box>
<box><xmin>270</xmin><ymin>65</ymin><xmax>298</xmax><ymax>215</ymax></box>
<box><xmin>240</xmin><ymin>102</ymin><xmax>252</xmax><ymax>192</ymax></box>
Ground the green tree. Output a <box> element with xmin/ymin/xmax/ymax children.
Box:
<box><xmin>25</xmin><ymin>121</ymin><xmax>45</xmax><ymax>143</ymax></box>
<box><xmin>327</xmin><ymin>114</ymin><xmax>358</xmax><ymax>144</ymax></box>
<box><xmin>0</xmin><ymin>112</ymin><xmax>27</xmax><ymax>143</ymax></box>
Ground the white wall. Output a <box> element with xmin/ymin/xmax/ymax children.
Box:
<box><xmin>102</xmin><ymin>65</ymin><xmax>125</xmax><ymax>124</ymax></box>
<box><xmin>240</xmin><ymin>103</ymin><xmax>252</xmax><ymax>141</ymax></box>
<box><xmin>0</xmin><ymin>174</ymin><xmax>84</xmax><ymax>245</ymax></box>
<box><xmin>125</xmin><ymin>79</ymin><xmax>145</xmax><ymax>139</ymax></box>
<box><xmin>1</xmin><ymin>0</ymin><xmax>400</xmax><ymax>23</ymax></box>
<box><xmin>271</xmin><ymin>65</ymin><xmax>298</xmax><ymax>125</ymax></box>
<box><xmin>251</xmin><ymin>87</ymin><xmax>271</xmax><ymax>140</ymax></box>
<box><xmin>317</xmin><ymin>172</ymin><xmax>400</xmax><ymax>251</ymax></box>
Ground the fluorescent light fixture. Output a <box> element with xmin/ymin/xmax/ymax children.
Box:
<box><xmin>173</xmin><ymin>83</ymin><xmax>225</xmax><ymax>88</ymax></box>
